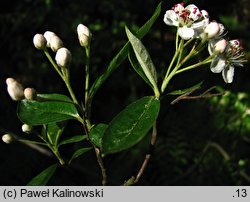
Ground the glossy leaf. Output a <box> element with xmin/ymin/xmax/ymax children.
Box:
<box><xmin>89</xmin><ymin>124</ymin><xmax>108</xmax><ymax>147</ymax></box>
<box><xmin>37</xmin><ymin>94</ymin><xmax>73</xmax><ymax>102</ymax></box>
<box><xmin>168</xmin><ymin>81</ymin><xmax>203</xmax><ymax>95</ymax></box>
<box><xmin>59</xmin><ymin>135</ymin><xmax>87</xmax><ymax>146</ymax></box>
<box><xmin>46</xmin><ymin>122</ymin><xmax>66</xmax><ymax>146</ymax></box>
<box><xmin>17</xmin><ymin>99</ymin><xmax>79</xmax><ymax>126</ymax></box>
<box><xmin>128</xmin><ymin>48</ymin><xmax>153</xmax><ymax>89</ymax></box>
<box><xmin>89</xmin><ymin>2</ymin><xmax>162</xmax><ymax>100</ymax></box>
<box><xmin>69</xmin><ymin>147</ymin><xmax>92</xmax><ymax>164</ymax></box>
<box><xmin>126</xmin><ymin>27</ymin><xmax>158</xmax><ymax>92</ymax></box>
<box><xmin>102</xmin><ymin>96</ymin><xmax>160</xmax><ymax>154</ymax></box>
<box><xmin>27</xmin><ymin>164</ymin><xmax>57</xmax><ymax>186</ymax></box>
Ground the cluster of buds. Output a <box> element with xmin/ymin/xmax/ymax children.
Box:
<box><xmin>33</xmin><ymin>31</ymin><xmax>63</xmax><ymax>52</ymax></box>
<box><xmin>6</xmin><ymin>78</ymin><xmax>37</xmax><ymax>101</ymax></box>
<box><xmin>164</xmin><ymin>2</ymin><xmax>247</xmax><ymax>83</ymax></box>
<box><xmin>33</xmin><ymin>31</ymin><xmax>72</xmax><ymax>69</ymax></box>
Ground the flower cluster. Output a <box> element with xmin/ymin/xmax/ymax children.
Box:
<box><xmin>6</xmin><ymin>78</ymin><xmax>36</xmax><ymax>101</ymax></box>
<box><xmin>164</xmin><ymin>3</ymin><xmax>247</xmax><ymax>83</ymax></box>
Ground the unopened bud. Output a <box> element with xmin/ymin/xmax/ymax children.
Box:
<box><xmin>77</xmin><ymin>24</ymin><xmax>91</xmax><ymax>37</ymax></box>
<box><xmin>204</xmin><ymin>22</ymin><xmax>220</xmax><ymax>39</ymax></box>
<box><xmin>201</xmin><ymin>10</ymin><xmax>209</xmax><ymax>18</ymax></box>
<box><xmin>50</xmin><ymin>35</ymin><xmax>63</xmax><ymax>52</ymax></box>
<box><xmin>44</xmin><ymin>31</ymin><xmax>56</xmax><ymax>48</ymax></box>
<box><xmin>78</xmin><ymin>33</ymin><xmax>90</xmax><ymax>47</ymax></box>
<box><xmin>214</xmin><ymin>39</ymin><xmax>227</xmax><ymax>53</ymax></box>
<box><xmin>22</xmin><ymin>124</ymin><xmax>32</xmax><ymax>134</ymax></box>
<box><xmin>6</xmin><ymin>78</ymin><xmax>24</xmax><ymax>101</ymax></box>
<box><xmin>24</xmin><ymin>88</ymin><xmax>37</xmax><ymax>100</ymax></box>
<box><xmin>33</xmin><ymin>34</ymin><xmax>47</xmax><ymax>50</ymax></box>
<box><xmin>2</xmin><ymin>134</ymin><xmax>13</xmax><ymax>144</ymax></box>
<box><xmin>55</xmin><ymin>47</ymin><xmax>72</xmax><ymax>68</ymax></box>
<box><xmin>77</xmin><ymin>24</ymin><xmax>91</xmax><ymax>47</ymax></box>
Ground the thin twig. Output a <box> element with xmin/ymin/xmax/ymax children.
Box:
<box><xmin>171</xmin><ymin>86</ymin><xmax>224</xmax><ymax>105</ymax></box>
<box><xmin>124</xmin><ymin>121</ymin><xmax>157</xmax><ymax>185</ymax></box>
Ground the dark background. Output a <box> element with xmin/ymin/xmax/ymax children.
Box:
<box><xmin>0</xmin><ymin>0</ymin><xmax>250</xmax><ymax>185</ymax></box>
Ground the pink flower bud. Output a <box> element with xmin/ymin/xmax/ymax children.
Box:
<box><xmin>204</xmin><ymin>22</ymin><xmax>220</xmax><ymax>39</ymax></box>
<box><xmin>33</xmin><ymin>34</ymin><xmax>47</xmax><ymax>50</ymax></box>
<box><xmin>214</xmin><ymin>39</ymin><xmax>227</xmax><ymax>53</ymax></box>
<box><xmin>2</xmin><ymin>134</ymin><xmax>13</xmax><ymax>144</ymax></box>
<box><xmin>6</xmin><ymin>78</ymin><xmax>24</xmax><ymax>101</ymax></box>
<box><xmin>55</xmin><ymin>47</ymin><xmax>72</xmax><ymax>68</ymax></box>
<box><xmin>24</xmin><ymin>88</ymin><xmax>37</xmax><ymax>100</ymax></box>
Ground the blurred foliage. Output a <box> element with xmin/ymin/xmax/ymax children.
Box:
<box><xmin>0</xmin><ymin>0</ymin><xmax>250</xmax><ymax>185</ymax></box>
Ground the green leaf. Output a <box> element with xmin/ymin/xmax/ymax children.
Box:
<box><xmin>89</xmin><ymin>124</ymin><xmax>108</xmax><ymax>147</ymax></box>
<box><xmin>102</xmin><ymin>96</ymin><xmax>160</xmax><ymax>154</ymax></box>
<box><xmin>125</xmin><ymin>26</ymin><xmax>158</xmax><ymax>94</ymax></box>
<box><xmin>27</xmin><ymin>164</ymin><xmax>57</xmax><ymax>186</ymax></box>
<box><xmin>17</xmin><ymin>99</ymin><xmax>80</xmax><ymax>126</ymax></box>
<box><xmin>89</xmin><ymin>2</ymin><xmax>162</xmax><ymax>100</ymax></box>
<box><xmin>128</xmin><ymin>47</ymin><xmax>153</xmax><ymax>89</ymax></box>
<box><xmin>59</xmin><ymin>135</ymin><xmax>87</xmax><ymax>146</ymax></box>
<box><xmin>69</xmin><ymin>147</ymin><xmax>92</xmax><ymax>164</ymax></box>
<box><xmin>168</xmin><ymin>81</ymin><xmax>204</xmax><ymax>95</ymax></box>
<box><xmin>37</xmin><ymin>94</ymin><xmax>72</xmax><ymax>102</ymax></box>
<box><xmin>46</xmin><ymin>122</ymin><xmax>66</xmax><ymax>146</ymax></box>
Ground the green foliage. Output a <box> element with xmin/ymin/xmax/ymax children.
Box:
<box><xmin>168</xmin><ymin>81</ymin><xmax>203</xmax><ymax>95</ymax></box>
<box><xmin>209</xmin><ymin>88</ymin><xmax>250</xmax><ymax>137</ymax></box>
<box><xmin>102</xmin><ymin>96</ymin><xmax>160</xmax><ymax>154</ymax></box>
<box><xmin>90</xmin><ymin>124</ymin><xmax>108</xmax><ymax>148</ymax></box>
<box><xmin>27</xmin><ymin>164</ymin><xmax>57</xmax><ymax>186</ymax></box>
<box><xmin>88</xmin><ymin>2</ymin><xmax>162</xmax><ymax>101</ymax></box>
<box><xmin>128</xmin><ymin>49</ymin><xmax>153</xmax><ymax>89</ymax></box>
<box><xmin>126</xmin><ymin>27</ymin><xmax>159</xmax><ymax>97</ymax></box>
<box><xmin>45</xmin><ymin>122</ymin><xmax>65</xmax><ymax>146</ymax></box>
<box><xmin>69</xmin><ymin>148</ymin><xmax>92</xmax><ymax>164</ymax></box>
<box><xmin>59</xmin><ymin>135</ymin><xmax>87</xmax><ymax>146</ymax></box>
<box><xmin>17</xmin><ymin>94</ymin><xmax>80</xmax><ymax>126</ymax></box>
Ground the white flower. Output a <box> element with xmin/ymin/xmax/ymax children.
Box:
<box><xmin>164</xmin><ymin>3</ymin><xmax>209</xmax><ymax>40</ymax></box>
<box><xmin>55</xmin><ymin>47</ymin><xmax>72</xmax><ymax>68</ymax></box>
<box><xmin>210</xmin><ymin>39</ymin><xmax>247</xmax><ymax>83</ymax></box>
<box><xmin>6</xmin><ymin>78</ymin><xmax>24</xmax><ymax>101</ymax></box>
<box><xmin>33</xmin><ymin>34</ymin><xmax>47</xmax><ymax>50</ymax></box>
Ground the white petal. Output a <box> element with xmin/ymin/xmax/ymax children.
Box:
<box><xmin>173</xmin><ymin>3</ymin><xmax>185</xmax><ymax>13</ymax></box>
<box><xmin>222</xmin><ymin>65</ymin><xmax>234</xmax><ymax>83</ymax></box>
<box><xmin>201</xmin><ymin>10</ymin><xmax>209</xmax><ymax>18</ymax></box>
<box><xmin>210</xmin><ymin>56</ymin><xmax>226</xmax><ymax>73</ymax></box>
<box><xmin>185</xmin><ymin>4</ymin><xmax>200</xmax><ymax>21</ymax></box>
<box><xmin>178</xmin><ymin>27</ymin><xmax>194</xmax><ymax>40</ymax></box>
<box><xmin>208</xmin><ymin>41</ymin><xmax>214</xmax><ymax>55</ymax></box>
<box><xmin>192</xmin><ymin>18</ymin><xmax>209</xmax><ymax>29</ymax></box>
<box><xmin>164</xmin><ymin>10</ymin><xmax>179</xmax><ymax>26</ymax></box>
